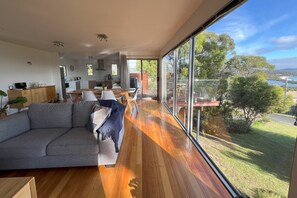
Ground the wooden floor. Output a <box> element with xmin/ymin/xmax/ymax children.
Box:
<box><xmin>0</xmin><ymin>100</ymin><xmax>230</xmax><ymax>198</ymax></box>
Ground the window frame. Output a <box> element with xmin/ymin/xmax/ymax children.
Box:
<box><xmin>111</xmin><ymin>64</ymin><xmax>118</xmax><ymax>76</ymax></box>
<box><xmin>161</xmin><ymin>0</ymin><xmax>247</xmax><ymax>197</ymax></box>
<box><xmin>86</xmin><ymin>63</ymin><xmax>93</xmax><ymax>76</ymax></box>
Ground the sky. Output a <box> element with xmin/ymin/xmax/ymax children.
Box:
<box><xmin>208</xmin><ymin>0</ymin><xmax>297</xmax><ymax>70</ymax></box>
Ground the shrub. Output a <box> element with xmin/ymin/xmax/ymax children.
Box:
<box><xmin>201</xmin><ymin>116</ymin><xmax>228</xmax><ymax>136</ymax></box>
<box><xmin>229</xmin><ymin>75</ymin><xmax>291</xmax><ymax>128</ymax></box>
<box><xmin>225</xmin><ymin>119</ymin><xmax>250</xmax><ymax>133</ymax></box>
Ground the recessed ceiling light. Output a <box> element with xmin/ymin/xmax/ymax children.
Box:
<box><xmin>83</xmin><ymin>43</ymin><xmax>93</xmax><ymax>48</ymax></box>
<box><xmin>52</xmin><ymin>41</ymin><xmax>64</xmax><ymax>47</ymax></box>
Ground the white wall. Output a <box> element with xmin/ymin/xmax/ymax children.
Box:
<box><xmin>0</xmin><ymin>40</ymin><xmax>60</xmax><ymax>104</ymax></box>
<box><xmin>59</xmin><ymin>58</ymin><xmax>80</xmax><ymax>81</ymax></box>
<box><xmin>59</xmin><ymin>53</ymin><xmax>121</xmax><ymax>86</ymax></box>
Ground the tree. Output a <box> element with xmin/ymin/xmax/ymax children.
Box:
<box><xmin>226</xmin><ymin>55</ymin><xmax>275</xmax><ymax>78</ymax></box>
<box><xmin>273</xmin><ymin>94</ymin><xmax>294</xmax><ymax>113</ymax></box>
<box><xmin>194</xmin><ymin>32</ymin><xmax>235</xmax><ymax>79</ymax></box>
<box><xmin>172</xmin><ymin>32</ymin><xmax>235</xmax><ymax>80</ymax></box>
<box><xmin>136</xmin><ymin>60</ymin><xmax>158</xmax><ymax>91</ymax></box>
<box><xmin>229</xmin><ymin>75</ymin><xmax>290</xmax><ymax>127</ymax></box>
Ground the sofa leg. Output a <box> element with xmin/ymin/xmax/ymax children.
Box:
<box><xmin>105</xmin><ymin>164</ymin><xmax>115</xmax><ymax>168</ymax></box>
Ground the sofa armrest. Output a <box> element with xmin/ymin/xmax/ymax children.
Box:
<box><xmin>0</xmin><ymin>111</ymin><xmax>30</xmax><ymax>142</ymax></box>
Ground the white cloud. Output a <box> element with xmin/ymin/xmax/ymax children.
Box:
<box><xmin>271</xmin><ymin>35</ymin><xmax>297</xmax><ymax>44</ymax></box>
<box><xmin>262</xmin><ymin>14</ymin><xmax>289</xmax><ymax>29</ymax></box>
<box><xmin>227</xmin><ymin>22</ymin><xmax>256</xmax><ymax>42</ymax></box>
<box><xmin>211</xmin><ymin>14</ymin><xmax>289</xmax><ymax>44</ymax></box>
<box><xmin>236</xmin><ymin>43</ymin><xmax>264</xmax><ymax>55</ymax></box>
<box><xmin>237</xmin><ymin>41</ymin><xmax>297</xmax><ymax>56</ymax></box>
<box><xmin>269</xmin><ymin>57</ymin><xmax>297</xmax><ymax>69</ymax></box>
<box><xmin>212</xmin><ymin>16</ymin><xmax>256</xmax><ymax>42</ymax></box>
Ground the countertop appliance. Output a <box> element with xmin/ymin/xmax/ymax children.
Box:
<box><xmin>14</xmin><ymin>82</ymin><xmax>27</xmax><ymax>89</ymax></box>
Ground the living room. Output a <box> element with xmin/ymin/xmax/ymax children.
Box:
<box><xmin>0</xmin><ymin>1</ymin><xmax>238</xmax><ymax>197</ymax></box>
<box><xmin>4</xmin><ymin>0</ymin><xmax>297</xmax><ymax>198</ymax></box>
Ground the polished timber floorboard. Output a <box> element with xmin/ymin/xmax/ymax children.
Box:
<box><xmin>0</xmin><ymin>100</ymin><xmax>230</xmax><ymax>198</ymax></box>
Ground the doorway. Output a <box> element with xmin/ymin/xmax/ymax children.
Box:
<box><xmin>127</xmin><ymin>59</ymin><xmax>159</xmax><ymax>100</ymax></box>
<box><xmin>59</xmin><ymin>65</ymin><xmax>67</xmax><ymax>100</ymax></box>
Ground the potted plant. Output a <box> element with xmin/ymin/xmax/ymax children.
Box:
<box><xmin>0</xmin><ymin>90</ymin><xmax>8</xmax><ymax>117</ymax></box>
<box><xmin>0</xmin><ymin>90</ymin><xmax>28</xmax><ymax>118</ymax></box>
<box><xmin>9</xmin><ymin>96</ymin><xmax>28</xmax><ymax>113</ymax></box>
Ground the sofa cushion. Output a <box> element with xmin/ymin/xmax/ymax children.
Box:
<box><xmin>47</xmin><ymin>128</ymin><xmax>99</xmax><ymax>156</ymax></box>
<box><xmin>0</xmin><ymin>111</ymin><xmax>30</xmax><ymax>143</ymax></box>
<box><xmin>0</xmin><ymin>128</ymin><xmax>69</xmax><ymax>159</ymax></box>
<box><xmin>73</xmin><ymin>101</ymin><xmax>98</xmax><ymax>127</ymax></box>
<box><xmin>28</xmin><ymin>103</ymin><xmax>73</xmax><ymax>129</ymax></box>
<box><xmin>91</xmin><ymin>105</ymin><xmax>112</xmax><ymax>133</ymax></box>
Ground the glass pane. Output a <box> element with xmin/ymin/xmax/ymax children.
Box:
<box><xmin>142</xmin><ymin>60</ymin><xmax>158</xmax><ymax>99</ymax></box>
<box><xmin>174</xmin><ymin>41</ymin><xmax>190</xmax><ymax>128</ymax></box>
<box><xmin>163</xmin><ymin>52</ymin><xmax>174</xmax><ymax>112</ymax></box>
<box><xmin>87</xmin><ymin>64</ymin><xmax>93</xmax><ymax>76</ymax></box>
<box><xmin>127</xmin><ymin>60</ymin><xmax>142</xmax><ymax>95</ymax></box>
<box><xmin>112</xmin><ymin>64</ymin><xmax>118</xmax><ymax>76</ymax></box>
<box><xmin>191</xmin><ymin>28</ymin><xmax>297</xmax><ymax>197</ymax></box>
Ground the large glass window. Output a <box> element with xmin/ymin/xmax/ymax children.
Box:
<box><xmin>127</xmin><ymin>60</ymin><xmax>142</xmax><ymax>96</ymax></box>
<box><xmin>128</xmin><ymin>59</ymin><xmax>159</xmax><ymax>99</ymax></box>
<box><xmin>86</xmin><ymin>64</ymin><xmax>93</xmax><ymax>76</ymax></box>
<box><xmin>174</xmin><ymin>41</ymin><xmax>190</xmax><ymax>128</ymax></box>
<box><xmin>190</xmin><ymin>30</ymin><xmax>297</xmax><ymax>197</ymax></box>
<box><xmin>111</xmin><ymin>64</ymin><xmax>118</xmax><ymax>76</ymax></box>
<box><xmin>142</xmin><ymin>60</ymin><xmax>158</xmax><ymax>99</ymax></box>
<box><xmin>162</xmin><ymin>1</ymin><xmax>297</xmax><ymax>196</ymax></box>
<box><xmin>163</xmin><ymin>51</ymin><xmax>174</xmax><ymax>112</ymax></box>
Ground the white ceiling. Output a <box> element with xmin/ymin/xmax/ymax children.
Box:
<box><xmin>0</xmin><ymin>0</ymin><xmax>210</xmax><ymax>59</ymax></box>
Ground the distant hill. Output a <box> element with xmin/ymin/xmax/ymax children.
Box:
<box><xmin>268</xmin><ymin>68</ymin><xmax>297</xmax><ymax>77</ymax></box>
<box><xmin>276</xmin><ymin>68</ymin><xmax>297</xmax><ymax>71</ymax></box>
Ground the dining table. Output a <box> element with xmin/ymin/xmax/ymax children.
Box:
<box><xmin>67</xmin><ymin>89</ymin><xmax>133</xmax><ymax>113</ymax></box>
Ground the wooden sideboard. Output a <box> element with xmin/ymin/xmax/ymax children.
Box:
<box><xmin>8</xmin><ymin>86</ymin><xmax>56</xmax><ymax>108</ymax></box>
<box><xmin>0</xmin><ymin>177</ymin><xmax>37</xmax><ymax>198</ymax></box>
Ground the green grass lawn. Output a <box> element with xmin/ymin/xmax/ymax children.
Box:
<box><xmin>199</xmin><ymin>120</ymin><xmax>297</xmax><ymax>197</ymax></box>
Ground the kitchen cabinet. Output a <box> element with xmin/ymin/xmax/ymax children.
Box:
<box><xmin>8</xmin><ymin>86</ymin><xmax>56</xmax><ymax>108</ymax></box>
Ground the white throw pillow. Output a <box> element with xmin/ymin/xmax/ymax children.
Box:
<box><xmin>91</xmin><ymin>105</ymin><xmax>112</xmax><ymax>133</ymax></box>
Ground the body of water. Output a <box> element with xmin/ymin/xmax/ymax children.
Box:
<box><xmin>268</xmin><ymin>79</ymin><xmax>297</xmax><ymax>87</ymax></box>
<box><xmin>287</xmin><ymin>76</ymin><xmax>297</xmax><ymax>81</ymax></box>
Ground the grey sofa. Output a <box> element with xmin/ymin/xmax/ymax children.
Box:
<box><xmin>0</xmin><ymin>101</ymin><xmax>124</xmax><ymax>170</ymax></box>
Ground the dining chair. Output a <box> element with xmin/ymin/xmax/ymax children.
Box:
<box><xmin>115</xmin><ymin>94</ymin><xmax>124</xmax><ymax>103</ymax></box>
<box><xmin>129</xmin><ymin>88</ymin><xmax>136</xmax><ymax>94</ymax></box>
<box><xmin>82</xmin><ymin>90</ymin><xmax>97</xmax><ymax>101</ymax></box>
<box><xmin>130</xmin><ymin>89</ymin><xmax>139</xmax><ymax>112</ymax></box>
<box><xmin>94</xmin><ymin>86</ymin><xmax>103</xmax><ymax>90</ymax></box>
<box><xmin>101</xmin><ymin>90</ymin><xmax>117</xmax><ymax>101</ymax></box>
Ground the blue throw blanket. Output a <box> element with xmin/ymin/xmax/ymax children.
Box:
<box><xmin>98</xmin><ymin>100</ymin><xmax>125</xmax><ymax>152</ymax></box>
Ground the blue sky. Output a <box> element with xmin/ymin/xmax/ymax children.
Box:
<box><xmin>208</xmin><ymin>0</ymin><xmax>297</xmax><ymax>69</ymax></box>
